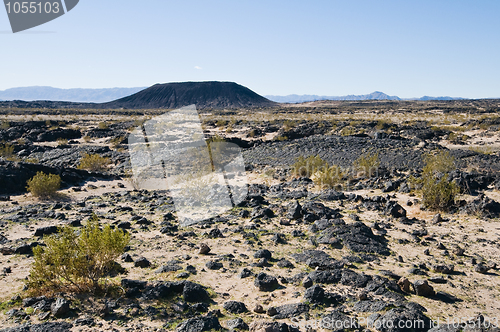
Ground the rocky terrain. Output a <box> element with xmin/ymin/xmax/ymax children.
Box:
<box><xmin>1</xmin><ymin>99</ymin><xmax>500</xmax><ymax>332</ymax></box>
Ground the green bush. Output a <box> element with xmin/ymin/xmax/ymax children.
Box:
<box><xmin>77</xmin><ymin>153</ymin><xmax>110</xmax><ymax>172</ymax></box>
<box><xmin>27</xmin><ymin>214</ymin><xmax>130</xmax><ymax>294</ymax></box>
<box><xmin>283</xmin><ymin>120</ymin><xmax>296</xmax><ymax>131</ymax></box>
<box><xmin>353</xmin><ymin>152</ymin><xmax>380</xmax><ymax>177</ymax></box>
<box><xmin>274</xmin><ymin>135</ymin><xmax>288</xmax><ymax>141</ymax></box>
<box><xmin>0</xmin><ymin>143</ymin><xmax>14</xmax><ymax>158</ymax></box>
<box><xmin>0</xmin><ymin>121</ymin><xmax>10</xmax><ymax>130</ymax></box>
<box><xmin>26</xmin><ymin>172</ymin><xmax>61</xmax><ymax>199</ymax></box>
<box><xmin>292</xmin><ymin>155</ymin><xmax>328</xmax><ymax>178</ymax></box>
<box><xmin>340</xmin><ymin>126</ymin><xmax>357</xmax><ymax>136</ymax></box>
<box><xmin>447</xmin><ymin>132</ymin><xmax>469</xmax><ymax>144</ymax></box>
<box><xmin>420</xmin><ymin>151</ymin><xmax>458</xmax><ymax>211</ymax></box>
<box><xmin>98</xmin><ymin>121</ymin><xmax>109</xmax><ymax>130</ymax></box>
<box><xmin>215</xmin><ymin>120</ymin><xmax>227</xmax><ymax>128</ymax></box>
<box><xmin>56</xmin><ymin>138</ymin><xmax>69</xmax><ymax>147</ymax></box>
<box><xmin>311</xmin><ymin>165</ymin><xmax>345</xmax><ymax>189</ymax></box>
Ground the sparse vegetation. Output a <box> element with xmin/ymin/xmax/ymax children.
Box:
<box><xmin>98</xmin><ymin>121</ymin><xmax>109</xmax><ymax>130</ymax></box>
<box><xmin>110</xmin><ymin>136</ymin><xmax>124</xmax><ymax>149</ymax></box>
<box><xmin>23</xmin><ymin>157</ymin><xmax>39</xmax><ymax>164</ymax></box>
<box><xmin>248</xmin><ymin>129</ymin><xmax>258</xmax><ymax>137</ymax></box>
<box><xmin>56</xmin><ymin>138</ymin><xmax>69</xmax><ymax>147</ymax></box>
<box><xmin>0</xmin><ymin>121</ymin><xmax>10</xmax><ymax>130</ymax></box>
<box><xmin>340</xmin><ymin>126</ymin><xmax>357</xmax><ymax>136</ymax></box>
<box><xmin>311</xmin><ymin>164</ymin><xmax>345</xmax><ymax>189</ymax></box>
<box><xmin>0</xmin><ymin>142</ymin><xmax>14</xmax><ymax>158</ymax></box>
<box><xmin>469</xmin><ymin>146</ymin><xmax>494</xmax><ymax>155</ymax></box>
<box><xmin>417</xmin><ymin>151</ymin><xmax>458</xmax><ymax>211</ymax></box>
<box><xmin>77</xmin><ymin>153</ymin><xmax>111</xmax><ymax>172</ymax></box>
<box><xmin>283</xmin><ymin>120</ymin><xmax>296</xmax><ymax>131</ymax></box>
<box><xmin>353</xmin><ymin>152</ymin><xmax>380</xmax><ymax>177</ymax></box>
<box><xmin>215</xmin><ymin>120</ymin><xmax>227</xmax><ymax>128</ymax></box>
<box><xmin>26</xmin><ymin>172</ymin><xmax>61</xmax><ymax>199</ymax></box>
<box><xmin>447</xmin><ymin>132</ymin><xmax>469</xmax><ymax>144</ymax></box>
<box><xmin>27</xmin><ymin>213</ymin><xmax>130</xmax><ymax>294</ymax></box>
<box><xmin>292</xmin><ymin>155</ymin><xmax>328</xmax><ymax>178</ymax></box>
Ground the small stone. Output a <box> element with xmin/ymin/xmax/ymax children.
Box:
<box><xmin>304</xmin><ymin>284</ymin><xmax>325</xmax><ymax>303</ymax></box>
<box><xmin>199</xmin><ymin>243</ymin><xmax>211</xmax><ymax>255</ymax></box>
<box><xmin>254</xmin><ymin>272</ymin><xmax>279</xmax><ymax>291</ymax></box>
<box><xmin>413</xmin><ymin>280</ymin><xmax>435</xmax><ymax>297</ymax></box>
<box><xmin>358</xmin><ymin>291</ymin><xmax>368</xmax><ymax>301</ymax></box>
<box><xmin>397</xmin><ymin>277</ymin><xmax>411</xmax><ymax>293</ymax></box>
<box><xmin>121</xmin><ymin>253</ymin><xmax>133</xmax><ymax>262</ymax></box>
<box><xmin>267</xmin><ymin>307</ymin><xmax>277</xmax><ymax>316</ymax></box>
<box><xmin>474</xmin><ymin>264</ymin><xmax>490</xmax><ymax>274</ymax></box>
<box><xmin>223</xmin><ymin>301</ymin><xmax>247</xmax><ymax>314</ymax></box>
<box><xmin>239</xmin><ymin>268</ymin><xmax>252</xmax><ymax>278</ymax></box>
<box><xmin>302</xmin><ymin>276</ymin><xmax>313</xmax><ymax>288</ymax></box>
<box><xmin>432</xmin><ymin>264</ymin><xmax>454</xmax><ymax>274</ymax></box>
<box><xmin>206</xmin><ymin>261</ymin><xmax>223</xmax><ymax>270</ymax></box>
<box><xmin>50</xmin><ymin>298</ymin><xmax>70</xmax><ymax>317</ymax></box>
<box><xmin>253</xmin><ymin>304</ymin><xmax>265</xmax><ymax>313</ymax></box>
<box><xmin>432</xmin><ymin>214</ymin><xmax>443</xmax><ymax>224</ymax></box>
<box><xmin>134</xmin><ymin>257</ymin><xmax>151</xmax><ymax>268</ymax></box>
<box><xmin>254</xmin><ymin>249</ymin><xmax>272</xmax><ymax>260</ymax></box>
<box><xmin>453</xmin><ymin>246</ymin><xmax>465</xmax><ymax>256</ymax></box>
<box><xmin>226</xmin><ymin>317</ymin><xmax>249</xmax><ymax>330</ymax></box>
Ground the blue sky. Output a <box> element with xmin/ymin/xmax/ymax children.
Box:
<box><xmin>1</xmin><ymin>0</ymin><xmax>499</xmax><ymax>98</ymax></box>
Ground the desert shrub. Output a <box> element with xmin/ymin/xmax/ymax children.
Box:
<box><xmin>0</xmin><ymin>142</ymin><xmax>14</xmax><ymax>158</ymax></box>
<box><xmin>447</xmin><ymin>132</ymin><xmax>469</xmax><ymax>144</ymax></box>
<box><xmin>469</xmin><ymin>146</ymin><xmax>494</xmax><ymax>155</ymax></box>
<box><xmin>248</xmin><ymin>129</ymin><xmax>258</xmax><ymax>137</ymax></box>
<box><xmin>23</xmin><ymin>157</ymin><xmax>39</xmax><ymax>164</ymax></box>
<box><xmin>292</xmin><ymin>155</ymin><xmax>328</xmax><ymax>178</ymax></box>
<box><xmin>26</xmin><ymin>172</ymin><xmax>61</xmax><ymax>198</ymax></box>
<box><xmin>77</xmin><ymin>153</ymin><xmax>110</xmax><ymax>172</ymax></box>
<box><xmin>283</xmin><ymin>120</ymin><xmax>296</xmax><ymax>131</ymax></box>
<box><xmin>56</xmin><ymin>138</ymin><xmax>68</xmax><ymax>147</ymax></box>
<box><xmin>312</xmin><ymin>165</ymin><xmax>345</xmax><ymax>189</ymax></box>
<box><xmin>353</xmin><ymin>152</ymin><xmax>380</xmax><ymax>177</ymax></box>
<box><xmin>109</xmin><ymin>136</ymin><xmax>124</xmax><ymax>149</ymax></box>
<box><xmin>98</xmin><ymin>122</ymin><xmax>109</xmax><ymax>130</ymax></box>
<box><xmin>0</xmin><ymin>121</ymin><xmax>10</xmax><ymax>130</ymax></box>
<box><xmin>375</xmin><ymin>120</ymin><xmax>391</xmax><ymax>130</ymax></box>
<box><xmin>274</xmin><ymin>135</ymin><xmax>288</xmax><ymax>141</ymax></box>
<box><xmin>215</xmin><ymin>120</ymin><xmax>227</xmax><ymax>128</ymax></box>
<box><xmin>419</xmin><ymin>151</ymin><xmax>458</xmax><ymax>211</ymax></box>
<box><xmin>82</xmin><ymin>135</ymin><xmax>91</xmax><ymax>143</ymax></box>
<box><xmin>27</xmin><ymin>214</ymin><xmax>130</xmax><ymax>294</ymax></box>
<box><xmin>340</xmin><ymin>126</ymin><xmax>357</xmax><ymax>136</ymax></box>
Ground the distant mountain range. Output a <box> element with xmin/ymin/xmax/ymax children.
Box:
<box><xmin>0</xmin><ymin>86</ymin><xmax>146</xmax><ymax>103</ymax></box>
<box><xmin>0</xmin><ymin>82</ymin><xmax>277</xmax><ymax>109</ymax></box>
<box><xmin>0</xmin><ymin>86</ymin><xmax>468</xmax><ymax>104</ymax></box>
<box><xmin>265</xmin><ymin>91</ymin><xmax>465</xmax><ymax>103</ymax></box>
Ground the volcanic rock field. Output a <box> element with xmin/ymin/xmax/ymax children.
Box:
<box><xmin>1</xmin><ymin>97</ymin><xmax>500</xmax><ymax>332</ymax></box>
